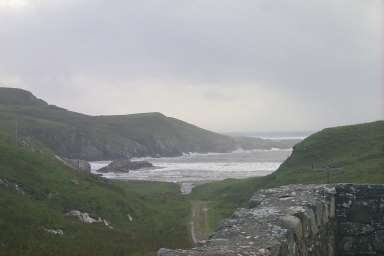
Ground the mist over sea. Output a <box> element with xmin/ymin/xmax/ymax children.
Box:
<box><xmin>226</xmin><ymin>131</ymin><xmax>312</xmax><ymax>140</ymax></box>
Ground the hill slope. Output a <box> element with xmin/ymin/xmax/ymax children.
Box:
<box><xmin>274</xmin><ymin>120</ymin><xmax>384</xmax><ymax>184</ymax></box>
<box><xmin>0</xmin><ymin>132</ymin><xmax>191</xmax><ymax>256</ymax></box>
<box><xmin>0</xmin><ymin>87</ymin><xmax>296</xmax><ymax>160</ymax></box>
<box><xmin>191</xmin><ymin>120</ymin><xmax>384</xmax><ymax>230</ymax></box>
<box><xmin>0</xmin><ymin>88</ymin><xmax>233</xmax><ymax>160</ymax></box>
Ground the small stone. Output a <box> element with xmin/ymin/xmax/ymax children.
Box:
<box><xmin>45</xmin><ymin>228</ymin><xmax>64</xmax><ymax>236</ymax></box>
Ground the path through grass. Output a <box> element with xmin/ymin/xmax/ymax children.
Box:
<box><xmin>190</xmin><ymin>200</ymin><xmax>210</xmax><ymax>244</ymax></box>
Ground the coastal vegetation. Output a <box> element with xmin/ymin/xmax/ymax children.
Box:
<box><xmin>0</xmin><ymin>87</ymin><xmax>382</xmax><ymax>255</ymax></box>
<box><xmin>0</xmin><ymin>132</ymin><xmax>191</xmax><ymax>256</ymax></box>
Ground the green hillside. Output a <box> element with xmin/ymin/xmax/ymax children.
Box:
<box><xmin>2</xmin><ymin>87</ymin><xmax>381</xmax><ymax>254</ymax></box>
<box><xmin>191</xmin><ymin>121</ymin><xmax>384</xmax><ymax>230</ymax></box>
<box><xmin>0</xmin><ymin>87</ymin><xmax>300</xmax><ymax>255</ymax></box>
<box><xmin>271</xmin><ymin>120</ymin><xmax>384</xmax><ymax>184</ymax></box>
<box><xmin>0</xmin><ymin>87</ymin><xmax>294</xmax><ymax>161</ymax></box>
<box><xmin>0</xmin><ymin>132</ymin><xmax>191</xmax><ymax>256</ymax></box>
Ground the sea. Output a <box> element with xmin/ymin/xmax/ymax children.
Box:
<box><xmin>90</xmin><ymin>132</ymin><xmax>311</xmax><ymax>194</ymax></box>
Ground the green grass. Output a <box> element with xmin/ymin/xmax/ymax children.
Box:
<box><xmin>0</xmin><ymin>87</ymin><xmax>297</xmax><ymax>255</ymax></box>
<box><xmin>0</xmin><ymin>133</ymin><xmax>191</xmax><ymax>256</ymax></box>
<box><xmin>1</xmin><ymin>90</ymin><xmax>382</xmax><ymax>254</ymax></box>
<box><xmin>191</xmin><ymin>121</ymin><xmax>384</xmax><ymax>231</ymax></box>
<box><xmin>189</xmin><ymin>178</ymin><xmax>264</xmax><ymax>231</ymax></box>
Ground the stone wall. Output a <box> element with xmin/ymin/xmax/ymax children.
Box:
<box><xmin>336</xmin><ymin>184</ymin><xmax>384</xmax><ymax>255</ymax></box>
<box><xmin>159</xmin><ymin>184</ymin><xmax>337</xmax><ymax>256</ymax></box>
<box><xmin>159</xmin><ymin>184</ymin><xmax>384</xmax><ymax>256</ymax></box>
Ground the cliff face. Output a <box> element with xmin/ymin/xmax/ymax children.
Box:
<box><xmin>161</xmin><ymin>184</ymin><xmax>384</xmax><ymax>256</ymax></box>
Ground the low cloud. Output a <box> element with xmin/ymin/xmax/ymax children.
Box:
<box><xmin>0</xmin><ymin>0</ymin><xmax>382</xmax><ymax>132</ymax></box>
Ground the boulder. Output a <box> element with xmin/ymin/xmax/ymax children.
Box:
<box><xmin>98</xmin><ymin>159</ymin><xmax>153</xmax><ymax>173</ymax></box>
<box><xmin>65</xmin><ymin>210</ymin><xmax>113</xmax><ymax>229</ymax></box>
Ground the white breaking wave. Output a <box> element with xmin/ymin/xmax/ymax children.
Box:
<box><xmin>91</xmin><ymin>162</ymin><xmax>279</xmax><ymax>179</ymax></box>
<box><xmin>152</xmin><ymin>161</ymin><xmax>280</xmax><ymax>172</ymax></box>
<box><xmin>89</xmin><ymin>148</ymin><xmax>292</xmax><ymax>193</ymax></box>
<box><xmin>131</xmin><ymin>148</ymin><xmax>292</xmax><ymax>162</ymax></box>
<box><xmin>93</xmin><ymin>163</ymin><xmax>277</xmax><ymax>183</ymax></box>
<box><xmin>90</xmin><ymin>160</ymin><xmax>285</xmax><ymax>182</ymax></box>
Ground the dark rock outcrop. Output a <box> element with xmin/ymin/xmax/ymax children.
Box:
<box><xmin>98</xmin><ymin>159</ymin><xmax>153</xmax><ymax>173</ymax></box>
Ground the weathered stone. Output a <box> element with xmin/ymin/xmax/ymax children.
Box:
<box><xmin>159</xmin><ymin>184</ymin><xmax>336</xmax><ymax>256</ymax></box>
<box><xmin>44</xmin><ymin>228</ymin><xmax>64</xmax><ymax>236</ymax></box>
<box><xmin>280</xmin><ymin>215</ymin><xmax>302</xmax><ymax>240</ymax></box>
<box><xmin>249</xmin><ymin>193</ymin><xmax>266</xmax><ymax>208</ymax></box>
<box><xmin>65</xmin><ymin>210</ymin><xmax>113</xmax><ymax>229</ymax></box>
<box><xmin>160</xmin><ymin>184</ymin><xmax>384</xmax><ymax>256</ymax></box>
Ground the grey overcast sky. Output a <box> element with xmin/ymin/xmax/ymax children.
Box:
<box><xmin>0</xmin><ymin>0</ymin><xmax>383</xmax><ymax>132</ymax></box>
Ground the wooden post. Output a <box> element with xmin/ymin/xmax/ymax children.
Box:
<box><xmin>15</xmin><ymin>117</ymin><xmax>19</xmax><ymax>147</ymax></box>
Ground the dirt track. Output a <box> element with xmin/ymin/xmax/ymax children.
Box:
<box><xmin>190</xmin><ymin>200</ymin><xmax>210</xmax><ymax>244</ymax></box>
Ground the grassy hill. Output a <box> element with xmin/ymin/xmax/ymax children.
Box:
<box><xmin>0</xmin><ymin>132</ymin><xmax>192</xmax><ymax>256</ymax></box>
<box><xmin>0</xmin><ymin>87</ymin><xmax>295</xmax><ymax>161</ymax></box>
<box><xmin>191</xmin><ymin>120</ymin><xmax>384</xmax><ymax>230</ymax></box>
<box><xmin>0</xmin><ymin>87</ymin><xmax>235</xmax><ymax>160</ymax></box>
